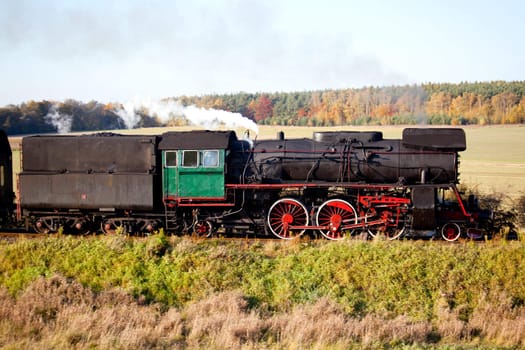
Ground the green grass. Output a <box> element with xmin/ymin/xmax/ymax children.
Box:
<box><xmin>0</xmin><ymin>236</ymin><xmax>524</xmax><ymax>348</ymax></box>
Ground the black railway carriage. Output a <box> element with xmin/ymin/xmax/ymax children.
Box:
<box><xmin>15</xmin><ymin>127</ymin><xmax>491</xmax><ymax>240</ymax></box>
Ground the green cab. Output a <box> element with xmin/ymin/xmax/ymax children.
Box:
<box><xmin>159</xmin><ymin>131</ymin><xmax>235</xmax><ymax>200</ymax></box>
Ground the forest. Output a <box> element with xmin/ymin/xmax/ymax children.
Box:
<box><xmin>1</xmin><ymin>81</ymin><xmax>524</xmax><ymax>135</ymax></box>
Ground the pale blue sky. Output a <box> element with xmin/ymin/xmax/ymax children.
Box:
<box><xmin>1</xmin><ymin>0</ymin><xmax>524</xmax><ymax>106</ymax></box>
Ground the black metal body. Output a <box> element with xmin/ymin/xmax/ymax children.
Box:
<box><xmin>20</xmin><ymin>133</ymin><xmax>161</xmax><ymax>212</ymax></box>
<box><xmin>12</xmin><ymin>127</ymin><xmax>488</xmax><ymax>240</ymax></box>
<box><xmin>249</xmin><ymin>128</ymin><xmax>465</xmax><ymax>185</ymax></box>
<box><xmin>0</xmin><ymin>130</ymin><xmax>14</xmax><ymax>222</ymax></box>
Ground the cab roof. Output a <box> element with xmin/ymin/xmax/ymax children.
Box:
<box><xmin>158</xmin><ymin>130</ymin><xmax>238</xmax><ymax>150</ymax></box>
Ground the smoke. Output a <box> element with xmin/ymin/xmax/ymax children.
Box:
<box><xmin>113</xmin><ymin>99</ymin><xmax>259</xmax><ymax>135</ymax></box>
<box><xmin>39</xmin><ymin>99</ymin><xmax>258</xmax><ymax>135</ymax></box>
<box><xmin>44</xmin><ymin>104</ymin><xmax>73</xmax><ymax>134</ymax></box>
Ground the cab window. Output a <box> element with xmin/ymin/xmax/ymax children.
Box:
<box><xmin>182</xmin><ymin>150</ymin><xmax>199</xmax><ymax>167</ymax></box>
<box><xmin>202</xmin><ymin>150</ymin><xmax>219</xmax><ymax>167</ymax></box>
<box><xmin>165</xmin><ymin>151</ymin><xmax>177</xmax><ymax>167</ymax></box>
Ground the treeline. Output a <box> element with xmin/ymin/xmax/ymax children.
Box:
<box><xmin>181</xmin><ymin>81</ymin><xmax>525</xmax><ymax>126</ymax></box>
<box><xmin>1</xmin><ymin>81</ymin><xmax>524</xmax><ymax>135</ymax></box>
<box><xmin>0</xmin><ymin>99</ymin><xmax>158</xmax><ymax>135</ymax></box>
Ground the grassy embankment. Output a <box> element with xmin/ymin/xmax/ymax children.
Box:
<box><xmin>0</xmin><ymin>235</ymin><xmax>524</xmax><ymax>349</ymax></box>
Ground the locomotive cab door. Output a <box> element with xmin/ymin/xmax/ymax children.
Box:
<box><xmin>163</xmin><ymin>150</ymin><xmax>178</xmax><ymax>197</ymax></box>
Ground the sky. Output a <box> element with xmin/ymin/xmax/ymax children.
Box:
<box><xmin>1</xmin><ymin>0</ymin><xmax>524</xmax><ymax>106</ymax></box>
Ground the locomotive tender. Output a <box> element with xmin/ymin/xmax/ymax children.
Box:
<box><xmin>9</xmin><ymin>127</ymin><xmax>490</xmax><ymax>241</ymax></box>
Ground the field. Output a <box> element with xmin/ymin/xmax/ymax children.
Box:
<box><xmin>9</xmin><ymin>124</ymin><xmax>525</xmax><ymax>199</ymax></box>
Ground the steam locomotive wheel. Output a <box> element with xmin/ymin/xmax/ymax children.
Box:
<box><xmin>141</xmin><ymin>220</ymin><xmax>161</xmax><ymax>235</ymax></box>
<box><xmin>316</xmin><ymin>199</ymin><xmax>357</xmax><ymax>240</ymax></box>
<box><xmin>441</xmin><ymin>222</ymin><xmax>461</xmax><ymax>241</ymax></box>
<box><xmin>71</xmin><ymin>218</ymin><xmax>91</xmax><ymax>235</ymax></box>
<box><xmin>267</xmin><ymin>198</ymin><xmax>308</xmax><ymax>239</ymax></box>
<box><xmin>366</xmin><ymin>208</ymin><xmax>406</xmax><ymax>240</ymax></box>
<box><xmin>34</xmin><ymin>218</ymin><xmax>54</xmax><ymax>234</ymax></box>
<box><xmin>101</xmin><ymin>219</ymin><xmax>124</xmax><ymax>235</ymax></box>
<box><xmin>193</xmin><ymin>220</ymin><xmax>213</xmax><ymax>238</ymax></box>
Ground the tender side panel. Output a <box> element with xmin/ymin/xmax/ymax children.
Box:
<box><xmin>22</xmin><ymin>135</ymin><xmax>157</xmax><ymax>173</ymax></box>
<box><xmin>20</xmin><ymin>173</ymin><xmax>155</xmax><ymax>211</ymax></box>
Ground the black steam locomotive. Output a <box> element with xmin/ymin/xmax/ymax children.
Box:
<box><xmin>2</xmin><ymin>128</ymin><xmax>491</xmax><ymax>241</ymax></box>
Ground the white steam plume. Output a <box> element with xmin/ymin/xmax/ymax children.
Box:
<box><xmin>44</xmin><ymin>104</ymin><xmax>73</xmax><ymax>134</ymax></box>
<box><xmin>113</xmin><ymin>99</ymin><xmax>259</xmax><ymax>135</ymax></box>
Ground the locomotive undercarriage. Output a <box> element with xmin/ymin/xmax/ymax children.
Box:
<box><xmin>216</xmin><ymin>183</ymin><xmax>489</xmax><ymax>241</ymax></box>
<box><xmin>27</xmin><ymin>210</ymin><xmax>164</xmax><ymax>236</ymax></box>
<box><xmin>259</xmin><ymin>185</ymin><xmax>412</xmax><ymax>240</ymax></box>
<box><xmin>160</xmin><ymin>184</ymin><xmax>472</xmax><ymax>241</ymax></box>
<box><xmin>24</xmin><ymin>184</ymin><xmax>489</xmax><ymax>242</ymax></box>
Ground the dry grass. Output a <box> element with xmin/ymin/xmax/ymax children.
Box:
<box><xmin>1</xmin><ymin>274</ymin><xmax>524</xmax><ymax>349</ymax></box>
<box><xmin>0</xmin><ymin>275</ymin><xmax>185</xmax><ymax>349</ymax></box>
<box><xmin>468</xmin><ymin>291</ymin><xmax>525</xmax><ymax>346</ymax></box>
<box><xmin>184</xmin><ymin>291</ymin><xmax>266</xmax><ymax>348</ymax></box>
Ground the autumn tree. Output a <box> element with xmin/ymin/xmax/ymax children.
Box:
<box><xmin>252</xmin><ymin>95</ymin><xmax>273</xmax><ymax>123</ymax></box>
<box><xmin>506</xmin><ymin>96</ymin><xmax>525</xmax><ymax>123</ymax></box>
<box><xmin>490</xmin><ymin>92</ymin><xmax>518</xmax><ymax>124</ymax></box>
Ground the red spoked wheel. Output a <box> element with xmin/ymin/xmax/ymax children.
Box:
<box><xmin>315</xmin><ymin>199</ymin><xmax>357</xmax><ymax>240</ymax></box>
<box><xmin>366</xmin><ymin>208</ymin><xmax>406</xmax><ymax>240</ymax></box>
<box><xmin>267</xmin><ymin>198</ymin><xmax>309</xmax><ymax>239</ymax></box>
<box><xmin>441</xmin><ymin>222</ymin><xmax>461</xmax><ymax>241</ymax></box>
<box><xmin>193</xmin><ymin>220</ymin><xmax>213</xmax><ymax>238</ymax></box>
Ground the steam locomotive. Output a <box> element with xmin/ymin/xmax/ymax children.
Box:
<box><xmin>2</xmin><ymin>128</ymin><xmax>492</xmax><ymax>241</ymax></box>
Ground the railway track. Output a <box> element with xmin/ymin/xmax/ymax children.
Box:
<box><xmin>0</xmin><ymin>231</ymin><xmax>48</xmax><ymax>242</ymax></box>
<box><xmin>0</xmin><ymin>230</ymin><xmax>278</xmax><ymax>242</ymax></box>
<box><xmin>0</xmin><ymin>229</ymin><xmax>497</xmax><ymax>244</ymax></box>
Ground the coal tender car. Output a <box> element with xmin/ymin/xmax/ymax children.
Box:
<box><xmin>19</xmin><ymin>133</ymin><xmax>162</xmax><ymax>234</ymax></box>
<box><xmin>18</xmin><ymin>128</ymin><xmax>491</xmax><ymax>241</ymax></box>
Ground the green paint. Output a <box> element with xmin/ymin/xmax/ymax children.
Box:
<box><xmin>162</xmin><ymin>149</ymin><xmax>225</xmax><ymax>198</ymax></box>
